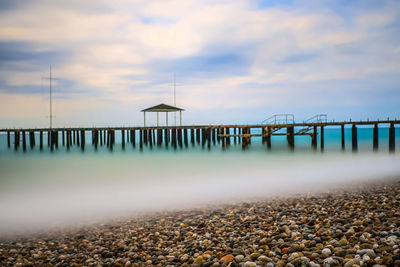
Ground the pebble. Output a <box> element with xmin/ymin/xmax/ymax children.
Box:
<box><xmin>0</xmin><ymin>179</ymin><xmax>399</xmax><ymax>266</ymax></box>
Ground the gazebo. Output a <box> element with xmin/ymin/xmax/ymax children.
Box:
<box><xmin>141</xmin><ymin>103</ymin><xmax>184</xmax><ymax>127</ymax></box>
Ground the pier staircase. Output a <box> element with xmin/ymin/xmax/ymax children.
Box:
<box><xmin>296</xmin><ymin>114</ymin><xmax>327</xmax><ymax>134</ymax></box>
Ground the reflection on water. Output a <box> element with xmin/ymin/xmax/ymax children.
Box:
<box><xmin>0</xmin><ymin>127</ymin><xmax>399</xmax><ymax>236</ymax></box>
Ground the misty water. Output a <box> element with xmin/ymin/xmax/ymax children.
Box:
<box><xmin>0</xmin><ymin>126</ymin><xmax>399</xmax><ymax>236</ymax></box>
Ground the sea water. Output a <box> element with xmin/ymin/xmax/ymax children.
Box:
<box><xmin>0</xmin><ymin>126</ymin><xmax>399</xmax><ymax>236</ymax></box>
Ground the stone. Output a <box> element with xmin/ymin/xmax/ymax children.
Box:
<box><xmin>234</xmin><ymin>255</ymin><xmax>244</xmax><ymax>262</ymax></box>
<box><xmin>220</xmin><ymin>254</ymin><xmax>234</xmax><ymax>263</ymax></box>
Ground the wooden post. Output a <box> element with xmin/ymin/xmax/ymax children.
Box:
<box><xmin>373</xmin><ymin>124</ymin><xmax>378</xmax><ymax>151</ymax></box>
<box><xmin>178</xmin><ymin>129</ymin><xmax>182</xmax><ymax>148</ymax></box>
<box><xmin>29</xmin><ymin>131</ymin><xmax>35</xmax><ymax>149</ymax></box>
<box><xmin>261</xmin><ymin>127</ymin><xmax>265</xmax><ymax>144</ymax></box>
<box><xmin>222</xmin><ymin>128</ymin><xmax>226</xmax><ymax>149</ymax></box>
<box><xmin>62</xmin><ymin>130</ymin><xmax>65</xmax><ymax>146</ymax></box>
<box><xmin>152</xmin><ymin>129</ymin><xmax>156</xmax><ymax>145</ymax></box>
<box><xmin>320</xmin><ymin>126</ymin><xmax>324</xmax><ymax>151</ymax></box>
<box><xmin>201</xmin><ymin>128</ymin><xmax>206</xmax><ymax>148</ymax></box>
<box><xmin>184</xmin><ymin>128</ymin><xmax>188</xmax><ymax>147</ymax></box>
<box><xmin>172</xmin><ymin>128</ymin><xmax>177</xmax><ymax>148</ymax></box>
<box><xmin>121</xmin><ymin>130</ymin><xmax>125</xmax><ymax>149</ymax></box>
<box><xmin>39</xmin><ymin>131</ymin><xmax>43</xmax><ymax>150</ymax></box>
<box><xmin>389</xmin><ymin>123</ymin><xmax>395</xmax><ymax>153</ymax></box>
<box><xmin>47</xmin><ymin>130</ymin><xmax>51</xmax><ymax>147</ymax></box>
<box><xmin>73</xmin><ymin>130</ymin><xmax>76</xmax><ymax>145</ymax></box>
<box><xmin>196</xmin><ymin>128</ymin><xmax>201</xmax><ymax>144</ymax></box>
<box><xmin>22</xmin><ymin>131</ymin><xmax>26</xmax><ymax>151</ymax></box>
<box><xmin>311</xmin><ymin>126</ymin><xmax>317</xmax><ymax>149</ymax></box>
<box><xmin>207</xmin><ymin>128</ymin><xmax>211</xmax><ymax>149</ymax></box>
<box><xmin>341</xmin><ymin>124</ymin><xmax>345</xmax><ymax>150</ymax></box>
<box><xmin>352</xmin><ymin>124</ymin><xmax>357</xmax><ymax>151</ymax></box>
<box><xmin>7</xmin><ymin>131</ymin><xmax>10</xmax><ymax>148</ymax></box>
<box><xmin>77</xmin><ymin>130</ymin><xmax>80</xmax><ymax>146</ymax></box>
<box><xmin>164</xmin><ymin>128</ymin><xmax>169</xmax><ymax>148</ymax></box>
<box><xmin>80</xmin><ymin>130</ymin><xmax>85</xmax><ymax>150</ymax></box>
<box><xmin>266</xmin><ymin>127</ymin><xmax>271</xmax><ymax>149</ymax></box>
<box><xmin>217</xmin><ymin>128</ymin><xmax>221</xmax><ymax>143</ymax></box>
<box><xmin>103</xmin><ymin>129</ymin><xmax>106</xmax><ymax>145</ymax></box>
<box><xmin>55</xmin><ymin>131</ymin><xmax>59</xmax><ymax>149</ymax></box>
<box><xmin>139</xmin><ymin>130</ymin><xmax>143</xmax><ymax>149</ymax></box>
<box><xmin>131</xmin><ymin>130</ymin><xmax>136</xmax><ymax>148</ymax></box>
<box><xmin>14</xmin><ymin>131</ymin><xmax>19</xmax><ymax>150</ymax></box>
<box><xmin>287</xmin><ymin>126</ymin><xmax>294</xmax><ymax>149</ymax></box>
<box><xmin>212</xmin><ymin>128</ymin><xmax>216</xmax><ymax>145</ymax></box>
<box><xmin>149</xmin><ymin>129</ymin><xmax>153</xmax><ymax>149</ymax></box>
<box><xmin>191</xmin><ymin>128</ymin><xmax>195</xmax><ymax>146</ymax></box>
<box><xmin>238</xmin><ymin>128</ymin><xmax>241</xmax><ymax>144</ymax></box>
<box><xmin>66</xmin><ymin>130</ymin><xmax>70</xmax><ymax>149</ymax></box>
<box><xmin>226</xmin><ymin>128</ymin><xmax>230</xmax><ymax>146</ymax></box>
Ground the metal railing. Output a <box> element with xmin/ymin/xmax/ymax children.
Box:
<box><xmin>262</xmin><ymin>114</ymin><xmax>295</xmax><ymax>125</ymax></box>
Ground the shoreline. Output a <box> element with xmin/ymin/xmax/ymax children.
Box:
<box><xmin>1</xmin><ymin>177</ymin><xmax>400</xmax><ymax>266</ymax></box>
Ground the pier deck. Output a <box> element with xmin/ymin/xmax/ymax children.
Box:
<box><xmin>1</xmin><ymin>119</ymin><xmax>398</xmax><ymax>152</ymax></box>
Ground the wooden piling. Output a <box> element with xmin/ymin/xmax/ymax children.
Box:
<box><xmin>212</xmin><ymin>128</ymin><xmax>216</xmax><ymax>145</ymax></box>
<box><xmin>238</xmin><ymin>128</ymin><xmax>241</xmax><ymax>144</ymax></box>
<box><xmin>201</xmin><ymin>128</ymin><xmax>206</xmax><ymax>148</ymax></box>
<box><xmin>320</xmin><ymin>126</ymin><xmax>324</xmax><ymax>151</ymax></box>
<box><xmin>311</xmin><ymin>126</ymin><xmax>317</xmax><ymax>149</ymax></box>
<box><xmin>62</xmin><ymin>130</ymin><xmax>65</xmax><ymax>146</ymax></box>
<box><xmin>196</xmin><ymin>128</ymin><xmax>201</xmax><ymax>144</ymax></box>
<box><xmin>287</xmin><ymin>126</ymin><xmax>294</xmax><ymax>149</ymax></box>
<box><xmin>164</xmin><ymin>128</ymin><xmax>169</xmax><ymax>148</ymax></box>
<box><xmin>172</xmin><ymin>128</ymin><xmax>177</xmax><ymax>148</ymax></box>
<box><xmin>149</xmin><ymin>129</ymin><xmax>153</xmax><ymax>149</ymax></box>
<box><xmin>266</xmin><ymin>127</ymin><xmax>271</xmax><ymax>149</ymax></box>
<box><xmin>66</xmin><ymin>130</ymin><xmax>70</xmax><ymax>149</ymax></box>
<box><xmin>55</xmin><ymin>131</ymin><xmax>59</xmax><ymax>149</ymax></box>
<box><xmin>29</xmin><ymin>131</ymin><xmax>35</xmax><ymax>149</ymax></box>
<box><xmin>121</xmin><ymin>130</ymin><xmax>125</xmax><ymax>149</ymax></box>
<box><xmin>190</xmin><ymin>128</ymin><xmax>195</xmax><ymax>146</ymax></box>
<box><xmin>352</xmin><ymin>124</ymin><xmax>357</xmax><ymax>151</ymax></box>
<box><xmin>22</xmin><ymin>131</ymin><xmax>26</xmax><ymax>151</ymax></box>
<box><xmin>177</xmin><ymin>129</ymin><xmax>182</xmax><ymax>148</ymax></box>
<box><xmin>234</xmin><ymin>128</ymin><xmax>237</xmax><ymax>144</ymax></box>
<box><xmin>131</xmin><ymin>130</ymin><xmax>136</xmax><ymax>147</ymax></box>
<box><xmin>47</xmin><ymin>130</ymin><xmax>51</xmax><ymax>147</ymax></box>
<box><xmin>139</xmin><ymin>130</ymin><xmax>143</xmax><ymax>149</ymax></box>
<box><xmin>373</xmin><ymin>124</ymin><xmax>379</xmax><ymax>151</ymax></box>
<box><xmin>341</xmin><ymin>124</ymin><xmax>345</xmax><ymax>150</ymax></box>
<box><xmin>14</xmin><ymin>131</ymin><xmax>19</xmax><ymax>150</ymax></box>
<box><xmin>184</xmin><ymin>128</ymin><xmax>188</xmax><ymax>147</ymax></box>
<box><xmin>226</xmin><ymin>128</ymin><xmax>230</xmax><ymax>146</ymax></box>
<box><xmin>76</xmin><ymin>130</ymin><xmax>80</xmax><ymax>147</ymax></box>
<box><xmin>389</xmin><ymin>123</ymin><xmax>395</xmax><ymax>152</ymax></box>
<box><xmin>207</xmin><ymin>128</ymin><xmax>211</xmax><ymax>149</ymax></box>
<box><xmin>7</xmin><ymin>131</ymin><xmax>10</xmax><ymax>148</ymax></box>
<box><xmin>39</xmin><ymin>131</ymin><xmax>43</xmax><ymax>150</ymax></box>
<box><xmin>217</xmin><ymin>128</ymin><xmax>221</xmax><ymax>143</ymax></box>
<box><xmin>73</xmin><ymin>130</ymin><xmax>76</xmax><ymax>145</ymax></box>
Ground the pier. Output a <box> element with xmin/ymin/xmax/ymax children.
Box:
<box><xmin>1</xmin><ymin>115</ymin><xmax>399</xmax><ymax>152</ymax></box>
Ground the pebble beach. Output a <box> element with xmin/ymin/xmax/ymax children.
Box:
<box><xmin>1</xmin><ymin>178</ymin><xmax>400</xmax><ymax>267</ymax></box>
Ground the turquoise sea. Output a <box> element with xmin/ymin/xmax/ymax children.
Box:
<box><xmin>0</xmin><ymin>126</ymin><xmax>399</xmax><ymax>236</ymax></box>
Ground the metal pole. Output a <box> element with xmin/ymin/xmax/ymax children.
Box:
<box><xmin>180</xmin><ymin>111</ymin><xmax>182</xmax><ymax>126</ymax></box>
<box><xmin>143</xmin><ymin>112</ymin><xmax>146</xmax><ymax>127</ymax></box>
<box><xmin>157</xmin><ymin>112</ymin><xmax>159</xmax><ymax>127</ymax></box>
<box><xmin>166</xmin><ymin>112</ymin><xmax>168</xmax><ymax>127</ymax></box>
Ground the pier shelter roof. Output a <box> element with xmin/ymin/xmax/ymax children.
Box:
<box><xmin>141</xmin><ymin>103</ymin><xmax>184</xmax><ymax>127</ymax></box>
<box><xmin>141</xmin><ymin>103</ymin><xmax>184</xmax><ymax>112</ymax></box>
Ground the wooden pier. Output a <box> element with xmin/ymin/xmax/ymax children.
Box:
<box><xmin>1</xmin><ymin>118</ymin><xmax>398</xmax><ymax>152</ymax></box>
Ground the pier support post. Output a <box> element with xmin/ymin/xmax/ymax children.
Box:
<box><xmin>149</xmin><ymin>130</ymin><xmax>153</xmax><ymax>149</ymax></box>
<box><xmin>172</xmin><ymin>128</ymin><xmax>177</xmax><ymax>149</ymax></box>
<box><xmin>352</xmin><ymin>124</ymin><xmax>358</xmax><ymax>152</ymax></box>
<box><xmin>66</xmin><ymin>130</ymin><xmax>70</xmax><ymax>149</ymax></box>
<box><xmin>226</xmin><ymin>128</ymin><xmax>231</xmax><ymax>147</ymax></box>
<box><xmin>29</xmin><ymin>131</ymin><xmax>35</xmax><ymax>149</ymax></box>
<box><xmin>139</xmin><ymin>130</ymin><xmax>143</xmax><ymax>149</ymax></box>
<box><xmin>178</xmin><ymin>129</ymin><xmax>183</xmax><ymax>148</ymax></box>
<box><xmin>207</xmin><ymin>128</ymin><xmax>211</xmax><ymax>149</ymax></box>
<box><xmin>164</xmin><ymin>129</ymin><xmax>169</xmax><ymax>148</ymax></box>
<box><xmin>39</xmin><ymin>131</ymin><xmax>43</xmax><ymax>150</ymax></box>
<box><xmin>22</xmin><ymin>131</ymin><xmax>26</xmax><ymax>151</ymax></box>
<box><xmin>287</xmin><ymin>126</ymin><xmax>294</xmax><ymax>149</ymax></box>
<box><xmin>341</xmin><ymin>125</ymin><xmax>345</xmax><ymax>150</ymax></box>
<box><xmin>190</xmin><ymin>128</ymin><xmax>195</xmax><ymax>146</ymax></box>
<box><xmin>7</xmin><ymin>131</ymin><xmax>10</xmax><ymax>148</ymax></box>
<box><xmin>47</xmin><ymin>131</ymin><xmax>51</xmax><ymax>147</ymax></box>
<box><xmin>14</xmin><ymin>131</ymin><xmax>19</xmax><ymax>150</ymax></box>
<box><xmin>62</xmin><ymin>130</ymin><xmax>65</xmax><ymax>146</ymax></box>
<box><xmin>311</xmin><ymin>126</ymin><xmax>317</xmax><ymax>149</ymax></box>
<box><xmin>266</xmin><ymin>127</ymin><xmax>271</xmax><ymax>149</ymax></box>
<box><xmin>320</xmin><ymin>126</ymin><xmax>324</xmax><ymax>151</ymax></box>
<box><xmin>76</xmin><ymin>130</ymin><xmax>80</xmax><ymax>147</ymax></box>
<box><xmin>55</xmin><ymin>131</ymin><xmax>59</xmax><ymax>149</ymax></box>
<box><xmin>131</xmin><ymin>130</ymin><xmax>136</xmax><ymax>148</ymax></box>
<box><xmin>184</xmin><ymin>128</ymin><xmax>188</xmax><ymax>147</ymax></box>
<box><xmin>121</xmin><ymin>130</ymin><xmax>125</xmax><ymax>149</ymax></box>
<box><xmin>212</xmin><ymin>128</ymin><xmax>216</xmax><ymax>145</ymax></box>
<box><xmin>196</xmin><ymin>128</ymin><xmax>201</xmax><ymax>145</ymax></box>
<box><xmin>80</xmin><ymin>130</ymin><xmax>85</xmax><ymax>150</ymax></box>
<box><xmin>234</xmin><ymin>128</ymin><xmax>237</xmax><ymax>144</ymax></box>
<box><xmin>389</xmin><ymin>123</ymin><xmax>395</xmax><ymax>153</ymax></box>
<box><xmin>373</xmin><ymin>124</ymin><xmax>379</xmax><ymax>151</ymax></box>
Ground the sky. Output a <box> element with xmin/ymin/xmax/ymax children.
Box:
<box><xmin>0</xmin><ymin>0</ymin><xmax>399</xmax><ymax>128</ymax></box>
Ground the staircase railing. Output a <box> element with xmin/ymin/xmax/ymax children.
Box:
<box><xmin>262</xmin><ymin>114</ymin><xmax>295</xmax><ymax>125</ymax></box>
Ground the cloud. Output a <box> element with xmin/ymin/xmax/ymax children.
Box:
<box><xmin>0</xmin><ymin>0</ymin><xmax>399</xmax><ymax>127</ymax></box>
